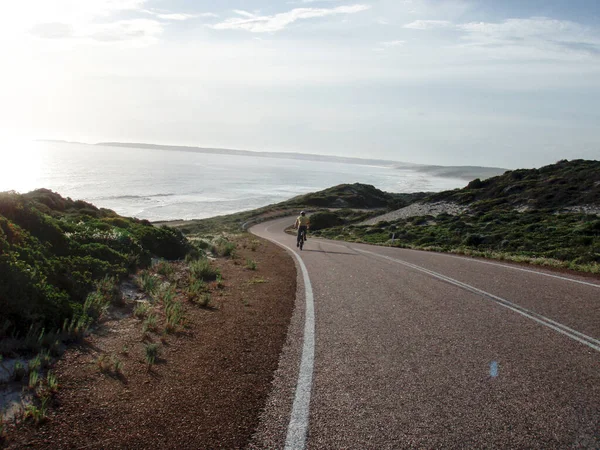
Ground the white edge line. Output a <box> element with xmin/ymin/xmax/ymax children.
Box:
<box><xmin>251</xmin><ymin>222</ymin><xmax>315</xmax><ymax>450</ymax></box>
<box><xmin>317</xmin><ymin>238</ymin><xmax>600</xmax><ymax>289</ymax></box>
<box><xmin>442</xmin><ymin>253</ymin><xmax>600</xmax><ymax>289</ymax></box>
<box><xmin>354</xmin><ymin>248</ymin><xmax>600</xmax><ymax>353</ymax></box>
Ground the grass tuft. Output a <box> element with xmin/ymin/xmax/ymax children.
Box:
<box><xmin>133</xmin><ymin>302</ymin><xmax>150</xmax><ymax>319</ymax></box>
<box><xmin>165</xmin><ymin>301</ymin><xmax>185</xmax><ymax>333</ymax></box>
<box><xmin>28</xmin><ymin>370</ymin><xmax>40</xmax><ymax>390</ymax></box>
<box><xmin>145</xmin><ymin>343</ymin><xmax>160</xmax><ymax>366</ymax></box>
<box><xmin>137</xmin><ymin>270</ymin><xmax>159</xmax><ymax>296</ymax></box>
<box><xmin>47</xmin><ymin>371</ymin><xmax>59</xmax><ymax>392</ymax></box>
<box><xmin>13</xmin><ymin>360</ymin><xmax>26</xmax><ymax>381</ymax></box>
<box><xmin>142</xmin><ymin>313</ymin><xmax>158</xmax><ymax>334</ymax></box>
<box><xmin>154</xmin><ymin>260</ymin><xmax>175</xmax><ymax>278</ymax></box>
<box><xmin>249</xmin><ymin>277</ymin><xmax>267</xmax><ymax>285</ymax></box>
<box><xmin>189</xmin><ymin>258</ymin><xmax>220</xmax><ymax>281</ymax></box>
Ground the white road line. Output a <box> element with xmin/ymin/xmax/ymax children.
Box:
<box><xmin>442</xmin><ymin>253</ymin><xmax>600</xmax><ymax>289</ymax></box>
<box><xmin>355</xmin><ymin>248</ymin><xmax>600</xmax><ymax>353</ymax></box>
<box><xmin>319</xmin><ymin>238</ymin><xmax>600</xmax><ymax>289</ymax></box>
<box><xmin>251</xmin><ymin>223</ymin><xmax>315</xmax><ymax>450</ymax></box>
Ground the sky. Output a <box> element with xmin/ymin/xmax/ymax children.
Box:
<box><xmin>1</xmin><ymin>0</ymin><xmax>599</xmax><ymax>168</ymax></box>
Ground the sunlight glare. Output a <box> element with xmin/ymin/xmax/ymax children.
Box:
<box><xmin>0</xmin><ymin>137</ymin><xmax>43</xmax><ymax>193</ymax></box>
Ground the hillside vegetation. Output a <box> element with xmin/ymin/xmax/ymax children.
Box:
<box><xmin>313</xmin><ymin>160</ymin><xmax>600</xmax><ymax>273</ymax></box>
<box><xmin>161</xmin><ymin>183</ymin><xmax>428</xmax><ymax>236</ymax></box>
<box><xmin>0</xmin><ymin>189</ymin><xmax>191</xmax><ymax>343</ymax></box>
<box><xmin>429</xmin><ymin>159</ymin><xmax>600</xmax><ymax>211</ymax></box>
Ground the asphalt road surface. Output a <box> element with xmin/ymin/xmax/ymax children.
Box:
<box><xmin>249</xmin><ymin>217</ymin><xmax>600</xmax><ymax>449</ymax></box>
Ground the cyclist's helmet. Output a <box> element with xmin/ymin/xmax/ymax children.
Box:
<box><xmin>300</xmin><ymin>211</ymin><xmax>306</xmax><ymax>216</ymax></box>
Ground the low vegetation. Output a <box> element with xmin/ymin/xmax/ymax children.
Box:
<box><xmin>428</xmin><ymin>159</ymin><xmax>600</xmax><ymax>211</ymax></box>
<box><xmin>312</xmin><ymin>160</ymin><xmax>600</xmax><ymax>273</ymax></box>
<box><xmin>156</xmin><ymin>183</ymin><xmax>427</xmax><ymax>237</ymax></box>
<box><xmin>0</xmin><ymin>189</ymin><xmax>191</xmax><ymax>344</ymax></box>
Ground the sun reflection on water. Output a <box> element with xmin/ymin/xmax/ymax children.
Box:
<box><xmin>0</xmin><ymin>139</ymin><xmax>43</xmax><ymax>193</ymax></box>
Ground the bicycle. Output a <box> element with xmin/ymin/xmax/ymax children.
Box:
<box><xmin>297</xmin><ymin>226</ymin><xmax>308</xmax><ymax>250</ymax></box>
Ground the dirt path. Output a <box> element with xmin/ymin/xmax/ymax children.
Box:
<box><xmin>3</xmin><ymin>236</ymin><xmax>296</xmax><ymax>449</ymax></box>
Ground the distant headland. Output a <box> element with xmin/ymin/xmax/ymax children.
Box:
<box><xmin>37</xmin><ymin>140</ymin><xmax>508</xmax><ymax>181</ymax></box>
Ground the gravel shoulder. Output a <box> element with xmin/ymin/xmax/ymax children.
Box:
<box><xmin>2</xmin><ymin>236</ymin><xmax>296</xmax><ymax>449</ymax></box>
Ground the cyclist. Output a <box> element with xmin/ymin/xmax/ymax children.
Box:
<box><xmin>295</xmin><ymin>211</ymin><xmax>310</xmax><ymax>248</ymax></box>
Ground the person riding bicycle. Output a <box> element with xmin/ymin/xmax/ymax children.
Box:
<box><xmin>295</xmin><ymin>211</ymin><xmax>310</xmax><ymax>247</ymax></box>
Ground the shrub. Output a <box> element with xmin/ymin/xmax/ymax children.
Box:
<box><xmin>0</xmin><ymin>190</ymin><xmax>193</xmax><ymax>337</ymax></box>
<box><xmin>245</xmin><ymin>258</ymin><xmax>257</xmax><ymax>270</ymax></box>
<box><xmin>309</xmin><ymin>211</ymin><xmax>343</xmax><ymax>231</ymax></box>
<box><xmin>189</xmin><ymin>258</ymin><xmax>220</xmax><ymax>281</ymax></box>
<box><xmin>212</xmin><ymin>238</ymin><xmax>236</xmax><ymax>257</ymax></box>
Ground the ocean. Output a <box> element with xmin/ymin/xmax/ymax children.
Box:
<box><xmin>2</xmin><ymin>141</ymin><xmax>469</xmax><ymax>221</ymax></box>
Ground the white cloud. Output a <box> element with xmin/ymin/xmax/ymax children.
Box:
<box><xmin>404</xmin><ymin>20</ymin><xmax>452</xmax><ymax>30</ymax></box>
<box><xmin>142</xmin><ymin>10</ymin><xmax>218</xmax><ymax>21</ymax></box>
<box><xmin>156</xmin><ymin>13</ymin><xmax>195</xmax><ymax>20</ymax></box>
<box><xmin>403</xmin><ymin>16</ymin><xmax>600</xmax><ymax>59</ymax></box>
<box><xmin>2</xmin><ymin>0</ymin><xmax>208</xmax><ymax>46</ymax></box>
<box><xmin>30</xmin><ymin>18</ymin><xmax>163</xmax><ymax>43</ymax></box>
<box><xmin>212</xmin><ymin>5</ymin><xmax>371</xmax><ymax>33</ymax></box>
<box><xmin>84</xmin><ymin>19</ymin><xmax>163</xmax><ymax>43</ymax></box>
<box><xmin>381</xmin><ymin>40</ymin><xmax>406</xmax><ymax>47</ymax></box>
<box><xmin>457</xmin><ymin>17</ymin><xmax>600</xmax><ymax>52</ymax></box>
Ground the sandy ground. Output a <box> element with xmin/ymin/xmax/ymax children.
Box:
<box><xmin>361</xmin><ymin>201</ymin><xmax>469</xmax><ymax>225</ymax></box>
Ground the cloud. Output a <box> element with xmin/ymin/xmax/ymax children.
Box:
<box><xmin>30</xmin><ymin>22</ymin><xmax>75</xmax><ymax>39</ymax></box>
<box><xmin>455</xmin><ymin>17</ymin><xmax>600</xmax><ymax>58</ymax></box>
<box><xmin>29</xmin><ymin>18</ymin><xmax>163</xmax><ymax>44</ymax></box>
<box><xmin>85</xmin><ymin>19</ymin><xmax>163</xmax><ymax>42</ymax></box>
<box><xmin>211</xmin><ymin>5</ymin><xmax>371</xmax><ymax>33</ymax></box>
<box><xmin>404</xmin><ymin>20</ymin><xmax>452</xmax><ymax>30</ymax></box>
<box><xmin>403</xmin><ymin>16</ymin><xmax>600</xmax><ymax>59</ymax></box>
<box><xmin>381</xmin><ymin>40</ymin><xmax>406</xmax><ymax>47</ymax></box>
<box><xmin>142</xmin><ymin>10</ymin><xmax>218</xmax><ymax>21</ymax></box>
<box><xmin>15</xmin><ymin>0</ymin><xmax>213</xmax><ymax>46</ymax></box>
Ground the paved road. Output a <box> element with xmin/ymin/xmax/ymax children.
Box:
<box><xmin>250</xmin><ymin>217</ymin><xmax>600</xmax><ymax>449</ymax></box>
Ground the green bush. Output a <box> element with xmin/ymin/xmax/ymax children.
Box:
<box><xmin>0</xmin><ymin>190</ymin><xmax>192</xmax><ymax>339</ymax></box>
<box><xmin>309</xmin><ymin>211</ymin><xmax>343</xmax><ymax>231</ymax></box>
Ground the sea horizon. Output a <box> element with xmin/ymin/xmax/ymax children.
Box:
<box><xmin>2</xmin><ymin>140</ymin><xmax>507</xmax><ymax>222</ymax></box>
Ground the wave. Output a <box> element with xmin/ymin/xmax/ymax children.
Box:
<box><xmin>99</xmin><ymin>193</ymin><xmax>177</xmax><ymax>200</ymax></box>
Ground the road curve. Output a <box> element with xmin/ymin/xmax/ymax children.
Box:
<box><xmin>249</xmin><ymin>217</ymin><xmax>600</xmax><ymax>449</ymax></box>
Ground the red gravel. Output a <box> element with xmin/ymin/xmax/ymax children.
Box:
<box><xmin>3</xmin><ymin>235</ymin><xmax>296</xmax><ymax>449</ymax></box>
